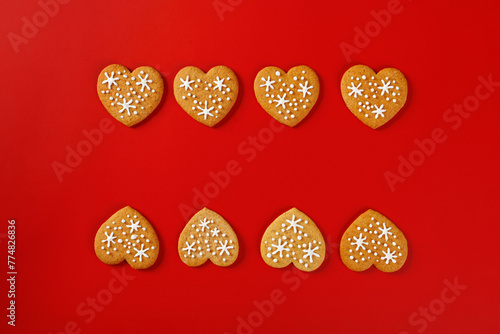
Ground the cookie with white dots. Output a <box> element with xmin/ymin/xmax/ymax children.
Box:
<box><xmin>94</xmin><ymin>206</ymin><xmax>160</xmax><ymax>270</ymax></box>
<box><xmin>340</xmin><ymin>209</ymin><xmax>408</xmax><ymax>272</ymax></box>
<box><xmin>173</xmin><ymin>66</ymin><xmax>239</xmax><ymax>127</ymax></box>
<box><xmin>260</xmin><ymin>208</ymin><xmax>325</xmax><ymax>272</ymax></box>
<box><xmin>97</xmin><ymin>64</ymin><xmax>164</xmax><ymax>127</ymax></box>
<box><xmin>178</xmin><ymin>208</ymin><xmax>239</xmax><ymax>267</ymax></box>
<box><xmin>254</xmin><ymin>66</ymin><xmax>319</xmax><ymax>127</ymax></box>
<box><xmin>341</xmin><ymin>65</ymin><xmax>408</xmax><ymax>129</ymax></box>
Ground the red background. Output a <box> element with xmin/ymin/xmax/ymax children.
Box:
<box><xmin>1</xmin><ymin>0</ymin><xmax>499</xmax><ymax>333</ymax></box>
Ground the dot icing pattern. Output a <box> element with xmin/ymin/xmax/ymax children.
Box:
<box><xmin>94</xmin><ymin>206</ymin><xmax>159</xmax><ymax>270</ymax></box>
<box><xmin>178</xmin><ymin>208</ymin><xmax>239</xmax><ymax>267</ymax></box>
<box><xmin>260</xmin><ymin>207</ymin><xmax>326</xmax><ymax>272</ymax></box>
<box><xmin>340</xmin><ymin>209</ymin><xmax>408</xmax><ymax>272</ymax></box>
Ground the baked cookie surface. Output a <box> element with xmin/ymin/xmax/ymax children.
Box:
<box><xmin>254</xmin><ymin>65</ymin><xmax>319</xmax><ymax>127</ymax></box>
<box><xmin>97</xmin><ymin>64</ymin><xmax>164</xmax><ymax>127</ymax></box>
<box><xmin>174</xmin><ymin>66</ymin><xmax>239</xmax><ymax>127</ymax></box>
<box><xmin>178</xmin><ymin>208</ymin><xmax>239</xmax><ymax>267</ymax></box>
<box><xmin>94</xmin><ymin>206</ymin><xmax>159</xmax><ymax>270</ymax></box>
<box><xmin>341</xmin><ymin>65</ymin><xmax>407</xmax><ymax>129</ymax></box>
<box><xmin>261</xmin><ymin>208</ymin><xmax>325</xmax><ymax>272</ymax></box>
<box><xmin>340</xmin><ymin>209</ymin><xmax>408</xmax><ymax>272</ymax></box>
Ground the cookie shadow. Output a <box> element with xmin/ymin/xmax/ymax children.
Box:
<box><xmin>292</xmin><ymin>66</ymin><xmax>324</xmax><ymax>130</ymax></box>
<box><xmin>144</xmin><ymin>225</ymin><xmax>165</xmax><ymax>271</ymax></box>
<box><xmin>380</xmin><ymin>72</ymin><xmax>412</xmax><ymax>130</ymax></box>
<box><xmin>212</xmin><ymin>68</ymin><xmax>244</xmax><ymax>129</ymax></box>
<box><xmin>132</xmin><ymin>74</ymin><xmax>169</xmax><ymax>129</ymax></box>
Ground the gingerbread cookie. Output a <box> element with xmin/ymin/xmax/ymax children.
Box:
<box><xmin>173</xmin><ymin>66</ymin><xmax>239</xmax><ymax>127</ymax></box>
<box><xmin>94</xmin><ymin>206</ymin><xmax>159</xmax><ymax>270</ymax></box>
<box><xmin>260</xmin><ymin>208</ymin><xmax>325</xmax><ymax>272</ymax></box>
<box><xmin>97</xmin><ymin>64</ymin><xmax>164</xmax><ymax>127</ymax></box>
<box><xmin>178</xmin><ymin>208</ymin><xmax>239</xmax><ymax>267</ymax></box>
<box><xmin>254</xmin><ymin>66</ymin><xmax>319</xmax><ymax>127</ymax></box>
<box><xmin>341</xmin><ymin>65</ymin><xmax>407</xmax><ymax>129</ymax></box>
<box><xmin>340</xmin><ymin>209</ymin><xmax>408</xmax><ymax>272</ymax></box>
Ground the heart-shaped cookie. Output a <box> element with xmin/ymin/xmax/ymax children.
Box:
<box><xmin>173</xmin><ymin>66</ymin><xmax>239</xmax><ymax>127</ymax></box>
<box><xmin>341</xmin><ymin>65</ymin><xmax>408</xmax><ymax>129</ymax></box>
<box><xmin>94</xmin><ymin>206</ymin><xmax>160</xmax><ymax>269</ymax></box>
<box><xmin>340</xmin><ymin>209</ymin><xmax>408</xmax><ymax>272</ymax></box>
<box><xmin>260</xmin><ymin>208</ymin><xmax>325</xmax><ymax>272</ymax></box>
<box><xmin>178</xmin><ymin>208</ymin><xmax>239</xmax><ymax>267</ymax></box>
<box><xmin>97</xmin><ymin>64</ymin><xmax>164</xmax><ymax>127</ymax></box>
<box><xmin>254</xmin><ymin>66</ymin><xmax>319</xmax><ymax>127</ymax></box>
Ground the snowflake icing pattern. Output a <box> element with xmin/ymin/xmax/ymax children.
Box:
<box><xmin>351</xmin><ymin>233</ymin><xmax>368</xmax><ymax>251</ymax></box>
<box><xmin>302</xmin><ymin>243</ymin><xmax>320</xmax><ymax>263</ymax></box>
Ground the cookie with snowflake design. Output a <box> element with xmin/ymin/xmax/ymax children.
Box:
<box><xmin>94</xmin><ymin>206</ymin><xmax>159</xmax><ymax>270</ymax></box>
<box><xmin>178</xmin><ymin>208</ymin><xmax>239</xmax><ymax>267</ymax></box>
<box><xmin>254</xmin><ymin>66</ymin><xmax>319</xmax><ymax>127</ymax></box>
<box><xmin>173</xmin><ymin>66</ymin><xmax>239</xmax><ymax>127</ymax></box>
<box><xmin>97</xmin><ymin>64</ymin><xmax>164</xmax><ymax>127</ymax></box>
<box><xmin>340</xmin><ymin>209</ymin><xmax>408</xmax><ymax>272</ymax></box>
<box><xmin>260</xmin><ymin>208</ymin><xmax>325</xmax><ymax>272</ymax></box>
<box><xmin>341</xmin><ymin>65</ymin><xmax>408</xmax><ymax>129</ymax></box>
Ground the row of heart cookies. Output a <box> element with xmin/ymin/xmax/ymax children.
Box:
<box><xmin>97</xmin><ymin>64</ymin><xmax>408</xmax><ymax>129</ymax></box>
<box><xmin>95</xmin><ymin>206</ymin><xmax>408</xmax><ymax>273</ymax></box>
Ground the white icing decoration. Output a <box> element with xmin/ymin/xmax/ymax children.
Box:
<box><xmin>298</xmin><ymin>81</ymin><xmax>313</xmax><ymax>98</ymax></box>
<box><xmin>377</xmin><ymin>79</ymin><xmax>394</xmax><ymax>96</ymax></box>
<box><xmin>260</xmin><ymin>76</ymin><xmax>276</xmax><ymax>92</ymax></box>
<box><xmin>302</xmin><ymin>242</ymin><xmax>320</xmax><ymax>263</ymax></box>
<box><xmin>371</xmin><ymin>104</ymin><xmax>386</xmax><ymax>119</ymax></box>
<box><xmin>271</xmin><ymin>239</ymin><xmax>290</xmax><ymax>258</ymax></box>
<box><xmin>133</xmin><ymin>244</ymin><xmax>150</xmax><ymax>262</ymax></box>
<box><xmin>285</xmin><ymin>215</ymin><xmax>303</xmax><ymax>233</ymax></box>
<box><xmin>381</xmin><ymin>248</ymin><xmax>397</xmax><ymax>264</ymax></box>
<box><xmin>198</xmin><ymin>218</ymin><xmax>211</xmax><ymax>232</ymax></box>
<box><xmin>180</xmin><ymin>75</ymin><xmax>195</xmax><ymax>91</ymax></box>
<box><xmin>216</xmin><ymin>240</ymin><xmax>234</xmax><ymax>256</ymax></box>
<box><xmin>182</xmin><ymin>241</ymin><xmax>196</xmax><ymax>255</ymax></box>
<box><xmin>126</xmin><ymin>219</ymin><xmax>142</xmax><ymax>233</ymax></box>
<box><xmin>116</xmin><ymin>98</ymin><xmax>136</xmax><ymax>116</ymax></box>
<box><xmin>351</xmin><ymin>233</ymin><xmax>368</xmax><ymax>251</ymax></box>
<box><xmin>102</xmin><ymin>72</ymin><xmax>119</xmax><ymax>89</ymax></box>
<box><xmin>213</xmin><ymin>76</ymin><xmax>227</xmax><ymax>91</ymax></box>
<box><xmin>102</xmin><ymin>232</ymin><xmax>116</xmax><ymax>247</ymax></box>
<box><xmin>378</xmin><ymin>222</ymin><xmax>393</xmax><ymax>241</ymax></box>
<box><xmin>136</xmin><ymin>73</ymin><xmax>152</xmax><ymax>92</ymax></box>
<box><xmin>273</xmin><ymin>93</ymin><xmax>289</xmax><ymax>109</ymax></box>
<box><xmin>197</xmin><ymin>101</ymin><xmax>215</xmax><ymax>120</ymax></box>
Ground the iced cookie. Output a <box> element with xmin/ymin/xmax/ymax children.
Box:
<box><xmin>94</xmin><ymin>206</ymin><xmax>159</xmax><ymax>270</ymax></box>
<box><xmin>178</xmin><ymin>208</ymin><xmax>239</xmax><ymax>267</ymax></box>
<box><xmin>260</xmin><ymin>208</ymin><xmax>325</xmax><ymax>272</ymax></box>
<box><xmin>340</xmin><ymin>209</ymin><xmax>408</xmax><ymax>272</ymax></box>
<box><xmin>97</xmin><ymin>64</ymin><xmax>164</xmax><ymax>127</ymax></box>
<box><xmin>173</xmin><ymin>66</ymin><xmax>239</xmax><ymax>127</ymax></box>
<box><xmin>254</xmin><ymin>66</ymin><xmax>319</xmax><ymax>127</ymax></box>
<box><xmin>341</xmin><ymin>65</ymin><xmax>407</xmax><ymax>129</ymax></box>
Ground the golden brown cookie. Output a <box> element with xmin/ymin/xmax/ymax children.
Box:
<box><xmin>97</xmin><ymin>64</ymin><xmax>164</xmax><ymax>127</ymax></box>
<box><xmin>173</xmin><ymin>66</ymin><xmax>239</xmax><ymax>127</ymax></box>
<box><xmin>254</xmin><ymin>66</ymin><xmax>319</xmax><ymax>127</ymax></box>
<box><xmin>178</xmin><ymin>208</ymin><xmax>239</xmax><ymax>267</ymax></box>
<box><xmin>340</xmin><ymin>209</ymin><xmax>408</xmax><ymax>272</ymax></box>
<box><xmin>260</xmin><ymin>208</ymin><xmax>325</xmax><ymax>272</ymax></box>
<box><xmin>341</xmin><ymin>65</ymin><xmax>408</xmax><ymax>129</ymax></box>
<box><xmin>94</xmin><ymin>206</ymin><xmax>159</xmax><ymax>270</ymax></box>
